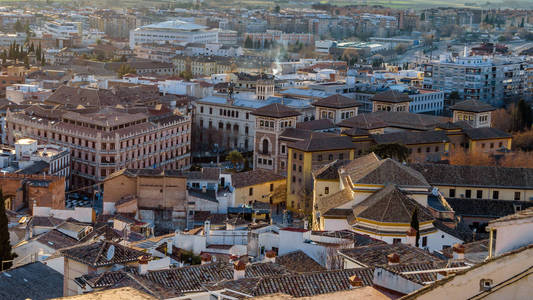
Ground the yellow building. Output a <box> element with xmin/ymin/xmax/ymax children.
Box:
<box><xmin>286</xmin><ymin>133</ymin><xmax>355</xmax><ymax>215</ymax></box>
<box><xmin>231</xmin><ymin>169</ymin><xmax>286</xmax><ymax>212</ymax></box>
<box><xmin>371</xmin><ymin>90</ymin><xmax>412</xmax><ymax>112</ymax></box>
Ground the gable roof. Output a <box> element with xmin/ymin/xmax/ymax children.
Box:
<box><xmin>410</xmin><ymin>163</ymin><xmax>533</xmax><ymax>189</ymax></box>
<box><xmin>231</xmin><ymin>169</ymin><xmax>285</xmax><ymax>188</ymax></box>
<box><xmin>371</xmin><ymin>90</ymin><xmax>412</xmax><ymax>103</ymax></box>
<box><xmin>275</xmin><ymin>251</ymin><xmax>326</xmax><ymax>273</ymax></box>
<box><xmin>450</xmin><ymin>100</ymin><xmax>496</xmax><ymax>113</ymax></box>
<box><xmin>313</xmin><ymin>94</ymin><xmax>363</xmax><ymax>108</ymax></box>
<box><xmin>0</xmin><ymin>262</ymin><xmax>63</xmax><ymax>300</ymax></box>
<box><xmin>351</xmin><ymin>184</ymin><xmax>434</xmax><ymax>224</ymax></box>
<box><xmin>342</xmin><ymin>154</ymin><xmax>430</xmax><ymax>187</ymax></box>
<box><xmin>338</xmin><ymin>243</ymin><xmax>443</xmax><ymax>267</ymax></box>
<box><xmin>316</xmin><ymin>188</ymin><xmax>354</xmax><ymax>215</ymax></box>
<box><xmin>61</xmin><ymin>241</ymin><xmax>146</xmax><ymax>267</ymax></box>
<box><xmin>252</xmin><ymin>103</ymin><xmax>300</xmax><ymax>118</ymax></box>
<box><xmin>372</xmin><ymin>130</ymin><xmax>450</xmax><ymax>145</ymax></box>
<box><xmin>463</xmin><ymin>127</ymin><xmax>511</xmax><ymax>140</ymax></box>
<box><xmin>288</xmin><ymin>133</ymin><xmax>356</xmax><ymax>152</ymax></box>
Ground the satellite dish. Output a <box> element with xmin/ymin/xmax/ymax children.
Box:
<box><xmin>106</xmin><ymin>245</ymin><xmax>115</xmax><ymax>261</ymax></box>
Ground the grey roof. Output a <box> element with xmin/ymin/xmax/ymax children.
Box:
<box><xmin>313</xmin><ymin>159</ymin><xmax>351</xmax><ymax>180</ymax></box>
<box><xmin>410</xmin><ymin>163</ymin><xmax>533</xmax><ymax>189</ymax></box>
<box><xmin>35</xmin><ymin>229</ymin><xmax>80</xmax><ymax>250</ymax></box>
<box><xmin>489</xmin><ymin>207</ymin><xmax>533</xmax><ymax>225</ymax></box>
<box><xmin>338</xmin><ymin>111</ymin><xmax>449</xmax><ymax>131</ymax></box>
<box><xmin>0</xmin><ymin>262</ymin><xmax>63</xmax><ymax>300</ymax></box>
<box><xmin>342</xmin><ymin>154</ymin><xmax>430</xmax><ymax>187</ymax></box>
<box><xmin>463</xmin><ymin>127</ymin><xmax>511</xmax><ymax>140</ymax></box>
<box><xmin>16</xmin><ymin>160</ymin><xmax>49</xmax><ymax>175</ymax></box>
<box><xmin>450</xmin><ymin>100</ymin><xmax>496</xmax><ymax>113</ymax></box>
<box><xmin>371</xmin><ymin>90</ymin><xmax>412</xmax><ymax>103</ymax></box>
<box><xmin>275</xmin><ymin>251</ymin><xmax>326</xmax><ymax>273</ymax></box>
<box><xmin>288</xmin><ymin>133</ymin><xmax>356</xmax><ymax>152</ymax></box>
<box><xmin>372</xmin><ymin>130</ymin><xmax>450</xmax><ymax>145</ymax></box>
<box><xmin>61</xmin><ymin>241</ymin><xmax>146</xmax><ymax>267</ymax></box>
<box><xmin>338</xmin><ymin>243</ymin><xmax>443</xmax><ymax>267</ymax></box>
<box><xmin>352</xmin><ymin>184</ymin><xmax>434</xmax><ymax>224</ymax></box>
<box><xmin>231</xmin><ymin>169</ymin><xmax>285</xmax><ymax>188</ymax></box>
<box><xmin>252</xmin><ymin>103</ymin><xmax>300</xmax><ymax>118</ymax></box>
<box><xmin>312</xmin><ymin>94</ymin><xmax>363</xmax><ymax>108</ymax></box>
<box><xmin>446</xmin><ymin>198</ymin><xmax>533</xmax><ymax>219</ymax></box>
<box><xmin>296</xmin><ymin>119</ymin><xmax>336</xmax><ymax>131</ymax></box>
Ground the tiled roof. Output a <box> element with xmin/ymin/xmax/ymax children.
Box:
<box><xmin>352</xmin><ymin>184</ymin><xmax>434</xmax><ymax>224</ymax></box>
<box><xmin>450</xmin><ymin>100</ymin><xmax>496</xmax><ymax>113</ymax></box>
<box><xmin>296</xmin><ymin>119</ymin><xmax>336</xmax><ymax>131</ymax></box>
<box><xmin>372</xmin><ymin>130</ymin><xmax>449</xmax><ymax>145</ymax></box>
<box><xmin>342</xmin><ymin>154</ymin><xmax>430</xmax><ymax>187</ymax></box>
<box><xmin>489</xmin><ymin>206</ymin><xmax>533</xmax><ymax>225</ymax></box>
<box><xmin>410</xmin><ymin>163</ymin><xmax>533</xmax><ymax>189</ymax></box>
<box><xmin>275</xmin><ymin>251</ymin><xmax>326</xmax><ymax>273</ymax></box>
<box><xmin>209</xmin><ymin>268</ymin><xmax>376</xmax><ymax>297</ymax></box>
<box><xmin>446</xmin><ymin>198</ymin><xmax>533</xmax><ymax>219</ymax></box>
<box><xmin>338</xmin><ymin>111</ymin><xmax>449</xmax><ymax>131</ymax></box>
<box><xmin>0</xmin><ymin>262</ymin><xmax>63</xmax><ymax>300</ymax></box>
<box><xmin>288</xmin><ymin>133</ymin><xmax>356</xmax><ymax>152</ymax></box>
<box><xmin>338</xmin><ymin>243</ymin><xmax>443</xmax><ymax>267</ymax></box>
<box><xmin>312</xmin><ymin>94</ymin><xmax>363</xmax><ymax>108</ymax></box>
<box><xmin>463</xmin><ymin>127</ymin><xmax>511</xmax><ymax>140</ymax></box>
<box><xmin>244</xmin><ymin>262</ymin><xmax>291</xmax><ymax>277</ymax></box>
<box><xmin>313</xmin><ymin>159</ymin><xmax>351</xmax><ymax>180</ymax></box>
<box><xmin>35</xmin><ymin>229</ymin><xmax>80</xmax><ymax>250</ymax></box>
<box><xmin>61</xmin><ymin>241</ymin><xmax>146</xmax><ymax>267</ymax></box>
<box><xmin>30</xmin><ymin>216</ymin><xmax>64</xmax><ymax>228</ymax></box>
<box><xmin>183</xmin><ymin>167</ymin><xmax>220</xmax><ymax>181</ymax></box>
<box><xmin>371</xmin><ymin>90</ymin><xmax>412</xmax><ymax>103</ymax></box>
<box><xmin>105</xmin><ymin>168</ymin><xmax>187</xmax><ymax>181</ymax></box>
<box><xmin>252</xmin><ymin>103</ymin><xmax>300</xmax><ymax>118</ymax></box>
<box><xmin>316</xmin><ymin>188</ymin><xmax>354</xmax><ymax>215</ymax></box>
<box><xmin>231</xmin><ymin>169</ymin><xmax>285</xmax><ymax>188</ymax></box>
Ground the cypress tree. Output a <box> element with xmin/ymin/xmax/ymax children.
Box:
<box><xmin>410</xmin><ymin>207</ymin><xmax>420</xmax><ymax>247</ymax></box>
<box><xmin>0</xmin><ymin>189</ymin><xmax>14</xmax><ymax>270</ymax></box>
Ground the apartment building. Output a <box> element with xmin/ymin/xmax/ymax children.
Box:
<box><xmin>423</xmin><ymin>55</ymin><xmax>528</xmax><ymax>106</ymax></box>
<box><xmin>129</xmin><ymin>20</ymin><xmax>218</xmax><ymax>49</ymax></box>
<box><xmin>5</xmin><ymin>106</ymin><xmax>191</xmax><ymax>190</ymax></box>
<box><xmin>43</xmin><ymin>21</ymin><xmax>82</xmax><ymax>39</ymax></box>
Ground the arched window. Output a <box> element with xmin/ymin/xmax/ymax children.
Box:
<box><xmin>233</xmin><ymin>124</ymin><xmax>239</xmax><ymax>132</ymax></box>
<box><xmin>262</xmin><ymin>139</ymin><xmax>269</xmax><ymax>155</ymax></box>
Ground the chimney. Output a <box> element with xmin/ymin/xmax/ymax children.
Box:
<box><xmin>201</xmin><ymin>185</ymin><xmax>207</xmax><ymax>193</ymax></box>
<box><xmin>349</xmin><ymin>275</ymin><xmax>364</xmax><ymax>288</ymax></box>
<box><xmin>138</xmin><ymin>255</ymin><xmax>150</xmax><ymax>275</ymax></box>
<box><xmin>406</xmin><ymin>227</ymin><xmax>417</xmax><ymax>247</ymax></box>
<box><xmin>387</xmin><ymin>253</ymin><xmax>400</xmax><ymax>265</ymax></box>
<box><xmin>166</xmin><ymin>239</ymin><xmax>173</xmax><ymax>255</ymax></box>
<box><xmin>264</xmin><ymin>250</ymin><xmax>276</xmax><ymax>263</ymax></box>
<box><xmin>453</xmin><ymin>243</ymin><xmax>465</xmax><ymax>260</ymax></box>
<box><xmin>233</xmin><ymin>260</ymin><xmax>246</xmax><ymax>280</ymax></box>
<box><xmin>200</xmin><ymin>253</ymin><xmax>212</xmax><ymax>265</ymax></box>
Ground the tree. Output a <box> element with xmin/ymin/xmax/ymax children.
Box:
<box><xmin>511</xmin><ymin>99</ymin><xmax>533</xmax><ymax>132</ymax></box>
<box><xmin>23</xmin><ymin>55</ymin><xmax>29</xmax><ymax>69</ymax></box>
<box><xmin>410</xmin><ymin>207</ymin><xmax>420</xmax><ymax>247</ymax></box>
<box><xmin>491</xmin><ymin>108</ymin><xmax>512</xmax><ymax>132</ymax></box>
<box><xmin>274</xmin><ymin>5</ymin><xmax>280</xmax><ymax>13</ymax></box>
<box><xmin>225</xmin><ymin>150</ymin><xmax>244</xmax><ymax>169</ymax></box>
<box><xmin>368</xmin><ymin>143</ymin><xmax>409</xmax><ymax>162</ymax></box>
<box><xmin>448</xmin><ymin>91</ymin><xmax>461</xmax><ymax>106</ymax></box>
<box><xmin>117</xmin><ymin>63</ymin><xmax>136</xmax><ymax>77</ymax></box>
<box><xmin>244</xmin><ymin>36</ymin><xmax>253</xmax><ymax>49</ymax></box>
<box><xmin>0</xmin><ymin>189</ymin><xmax>15</xmax><ymax>270</ymax></box>
<box><xmin>40</xmin><ymin>53</ymin><xmax>45</xmax><ymax>66</ymax></box>
<box><xmin>179</xmin><ymin>70</ymin><xmax>192</xmax><ymax>81</ymax></box>
<box><xmin>14</xmin><ymin>20</ymin><xmax>23</xmax><ymax>32</ymax></box>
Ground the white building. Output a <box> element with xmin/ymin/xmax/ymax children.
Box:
<box><xmin>0</xmin><ymin>32</ymin><xmax>26</xmax><ymax>47</ymax></box>
<box><xmin>42</xmin><ymin>21</ymin><xmax>81</xmax><ymax>39</ymax></box>
<box><xmin>6</xmin><ymin>84</ymin><xmax>53</xmax><ymax>104</ymax></box>
<box><xmin>129</xmin><ymin>19</ymin><xmax>219</xmax><ymax>49</ymax></box>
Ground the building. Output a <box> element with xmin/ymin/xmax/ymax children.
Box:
<box><xmin>102</xmin><ymin>169</ymin><xmax>188</xmax><ymax>231</ymax></box>
<box><xmin>6</xmin><ymin>105</ymin><xmax>192</xmax><ymax>190</ymax></box>
<box><xmin>423</xmin><ymin>55</ymin><xmax>529</xmax><ymax>106</ymax></box>
<box><xmin>0</xmin><ymin>173</ymin><xmax>65</xmax><ymax>211</ymax></box>
<box><xmin>89</xmin><ymin>11</ymin><xmax>137</xmax><ymax>39</ymax></box>
<box><xmin>0</xmin><ymin>32</ymin><xmax>26</xmax><ymax>47</ymax></box>
<box><xmin>0</xmin><ymin>262</ymin><xmax>63</xmax><ymax>300</ymax></box>
<box><xmin>5</xmin><ymin>84</ymin><xmax>53</xmax><ymax>104</ymax></box>
<box><xmin>129</xmin><ymin>20</ymin><xmax>219</xmax><ymax>49</ymax></box>
<box><xmin>253</xmin><ymin>103</ymin><xmax>300</xmax><ymax>174</ymax></box>
<box><xmin>450</xmin><ymin>99</ymin><xmax>496</xmax><ymax>128</ymax></box>
<box><xmin>43</xmin><ymin>21</ymin><xmax>82</xmax><ymax>39</ymax></box>
<box><xmin>313</xmin><ymin>94</ymin><xmax>362</xmax><ymax>124</ymax></box>
<box><xmin>372</xmin><ymin>90</ymin><xmax>412</xmax><ymax>112</ymax></box>
<box><xmin>230</xmin><ymin>169</ymin><xmax>286</xmax><ymax>212</ymax></box>
<box><xmin>286</xmin><ymin>133</ymin><xmax>356</xmax><ymax>214</ymax></box>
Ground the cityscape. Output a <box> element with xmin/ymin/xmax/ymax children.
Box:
<box><xmin>0</xmin><ymin>0</ymin><xmax>531</xmax><ymax>299</ymax></box>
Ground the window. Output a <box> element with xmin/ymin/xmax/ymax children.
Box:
<box><xmin>293</xmin><ymin>153</ymin><xmax>297</xmax><ymax>159</ymax></box>
<box><xmin>393</xmin><ymin>238</ymin><xmax>401</xmax><ymax>244</ymax></box>
<box><xmin>476</xmin><ymin>190</ymin><xmax>483</xmax><ymax>199</ymax></box>
<box><xmin>200</xmin><ymin>106</ymin><xmax>204</xmax><ymax>113</ymax></box>
<box><xmin>299</xmin><ymin>154</ymin><xmax>303</xmax><ymax>160</ymax></box>
<box><xmin>318</xmin><ymin>155</ymin><xmax>322</xmax><ymax>161</ymax></box>
<box><xmin>209</xmin><ymin>107</ymin><xmax>212</xmax><ymax>114</ymax></box>
<box><xmin>328</xmin><ymin>154</ymin><xmax>333</xmax><ymax>160</ymax></box>
<box><xmin>422</xmin><ymin>236</ymin><xmax>427</xmax><ymax>247</ymax></box>
<box><xmin>292</xmin><ymin>176</ymin><xmax>295</xmax><ymax>182</ymax></box>
<box><xmin>339</xmin><ymin>153</ymin><xmax>344</xmax><ymax>160</ymax></box>
<box><xmin>298</xmin><ymin>166</ymin><xmax>302</xmax><ymax>172</ymax></box>
<box><xmin>281</xmin><ymin>145</ymin><xmax>286</xmax><ymax>154</ymax></box>
<box><xmin>479</xmin><ymin>279</ymin><xmax>493</xmax><ymax>291</ymax></box>
<box><xmin>292</xmin><ymin>164</ymin><xmax>296</xmax><ymax>171</ymax></box>
<box><xmin>325</xmin><ymin>187</ymin><xmax>329</xmax><ymax>194</ymax></box>
<box><xmin>514</xmin><ymin>191</ymin><xmax>521</xmax><ymax>201</ymax></box>
<box><xmin>270</xmin><ymin>183</ymin><xmax>274</xmax><ymax>192</ymax></box>
<box><xmin>262</xmin><ymin>139</ymin><xmax>269</xmax><ymax>155</ymax></box>
<box><xmin>465</xmin><ymin>189</ymin><xmax>472</xmax><ymax>198</ymax></box>
<box><xmin>249</xmin><ymin>187</ymin><xmax>253</xmax><ymax>196</ymax></box>
<box><xmin>493</xmin><ymin>191</ymin><xmax>499</xmax><ymax>199</ymax></box>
